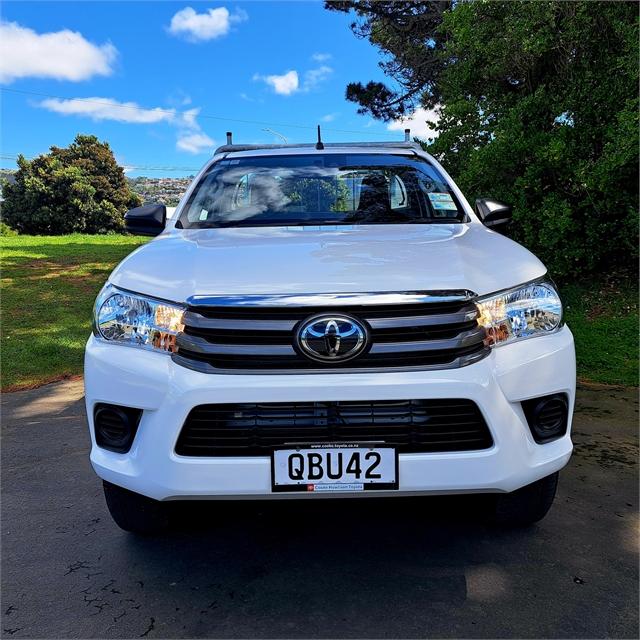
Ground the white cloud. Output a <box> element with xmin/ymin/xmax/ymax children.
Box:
<box><xmin>168</xmin><ymin>6</ymin><xmax>247</xmax><ymax>42</ymax></box>
<box><xmin>254</xmin><ymin>65</ymin><xmax>332</xmax><ymax>96</ymax></box>
<box><xmin>38</xmin><ymin>95</ymin><xmax>215</xmax><ymax>155</ymax></box>
<box><xmin>176</xmin><ymin>132</ymin><xmax>215</xmax><ymax>154</ymax></box>
<box><xmin>39</xmin><ymin>97</ymin><xmax>175</xmax><ymax>124</ymax></box>
<box><xmin>0</xmin><ymin>20</ymin><xmax>117</xmax><ymax>84</ymax></box>
<box><xmin>321</xmin><ymin>113</ymin><xmax>338</xmax><ymax>123</ymax></box>
<box><xmin>167</xmin><ymin>90</ymin><xmax>193</xmax><ymax>107</ymax></box>
<box><xmin>115</xmin><ymin>154</ymin><xmax>135</xmax><ymax>174</ymax></box>
<box><xmin>254</xmin><ymin>70</ymin><xmax>299</xmax><ymax>96</ymax></box>
<box><xmin>302</xmin><ymin>65</ymin><xmax>333</xmax><ymax>91</ymax></box>
<box><xmin>179</xmin><ymin>107</ymin><xmax>200</xmax><ymax>128</ymax></box>
<box><xmin>175</xmin><ymin>107</ymin><xmax>215</xmax><ymax>154</ymax></box>
<box><xmin>387</xmin><ymin>107</ymin><xmax>440</xmax><ymax>140</ymax></box>
<box><xmin>311</xmin><ymin>52</ymin><xmax>331</xmax><ymax>62</ymax></box>
<box><xmin>239</xmin><ymin>92</ymin><xmax>264</xmax><ymax>104</ymax></box>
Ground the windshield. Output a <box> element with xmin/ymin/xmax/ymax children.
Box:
<box><xmin>178</xmin><ymin>153</ymin><xmax>466</xmax><ymax>229</ymax></box>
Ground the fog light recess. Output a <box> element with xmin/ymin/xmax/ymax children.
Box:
<box><xmin>521</xmin><ymin>393</ymin><xmax>569</xmax><ymax>444</ymax></box>
<box><xmin>93</xmin><ymin>403</ymin><xmax>143</xmax><ymax>453</ymax></box>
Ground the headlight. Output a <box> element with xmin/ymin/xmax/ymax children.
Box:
<box><xmin>93</xmin><ymin>284</ymin><xmax>185</xmax><ymax>353</ymax></box>
<box><xmin>476</xmin><ymin>279</ymin><xmax>562</xmax><ymax>347</ymax></box>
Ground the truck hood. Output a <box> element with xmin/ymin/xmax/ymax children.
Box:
<box><xmin>110</xmin><ymin>224</ymin><xmax>546</xmax><ymax>302</ymax></box>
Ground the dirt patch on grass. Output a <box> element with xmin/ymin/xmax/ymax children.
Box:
<box><xmin>2</xmin><ymin>373</ymin><xmax>83</xmax><ymax>394</ymax></box>
<box><xmin>577</xmin><ymin>379</ymin><xmax>637</xmax><ymax>392</ymax></box>
<box><xmin>586</xmin><ymin>302</ymin><xmax>637</xmax><ymax>321</ymax></box>
<box><xmin>66</xmin><ymin>278</ymin><xmax>104</xmax><ymax>295</ymax></box>
<box><xmin>21</xmin><ymin>263</ymin><xmax>111</xmax><ymax>278</ymax></box>
<box><xmin>572</xmin><ymin>275</ymin><xmax>638</xmax><ymax>321</ymax></box>
<box><xmin>20</xmin><ymin>259</ymin><xmax>64</xmax><ymax>269</ymax></box>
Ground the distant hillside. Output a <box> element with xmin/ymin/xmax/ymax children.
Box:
<box><xmin>128</xmin><ymin>176</ymin><xmax>193</xmax><ymax>206</ymax></box>
<box><xmin>1</xmin><ymin>168</ymin><xmax>192</xmax><ymax>207</ymax></box>
<box><xmin>0</xmin><ymin>169</ymin><xmax>16</xmax><ymax>202</ymax></box>
<box><xmin>0</xmin><ymin>169</ymin><xmax>16</xmax><ymax>185</ymax></box>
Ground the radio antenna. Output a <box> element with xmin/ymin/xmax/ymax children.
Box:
<box><xmin>315</xmin><ymin>125</ymin><xmax>324</xmax><ymax>150</ymax></box>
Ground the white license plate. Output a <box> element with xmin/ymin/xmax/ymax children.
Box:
<box><xmin>271</xmin><ymin>443</ymin><xmax>397</xmax><ymax>492</ymax></box>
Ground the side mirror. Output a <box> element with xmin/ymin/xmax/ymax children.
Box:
<box><xmin>124</xmin><ymin>204</ymin><xmax>166</xmax><ymax>237</ymax></box>
<box><xmin>475</xmin><ymin>198</ymin><xmax>512</xmax><ymax>231</ymax></box>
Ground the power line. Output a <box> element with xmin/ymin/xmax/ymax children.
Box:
<box><xmin>0</xmin><ymin>87</ymin><xmax>398</xmax><ymax>138</ymax></box>
<box><xmin>0</xmin><ymin>154</ymin><xmax>200</xmax><ymax>173</ymax></box>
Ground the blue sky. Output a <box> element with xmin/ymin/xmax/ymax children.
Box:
<box><xmin>0</xmin><ymin>1</ymin><xmax>434</xmax><ymax>177</ymax></box>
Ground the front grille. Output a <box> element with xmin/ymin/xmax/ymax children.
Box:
<box><xmin>173</xmin><ymin>291</ymin><xmax>489</xmax><ymax>373</ymax></box>
<box><xmin>175</xmin><ymin>399</ymin><xmax>493</xmax><ymax>457</ymax></box>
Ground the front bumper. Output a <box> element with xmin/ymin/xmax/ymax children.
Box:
<box><xmin>84</xmin><ymin>327</ymin><xmax>576</xmax><ymax>501</ymax></box>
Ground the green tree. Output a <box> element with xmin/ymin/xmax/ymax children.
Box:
<box><xmin>326</xmin><ymin>1</ymin><xmax>451</xmax><ymax>119</ymax></box>
<box><xmin>2</xmin><ymin>134</ymin><xmax>141</xmax><ymax>235</ymax></box>
<box><xmin>281</xmin><ymin>176</ymin><xmax>352</xmax><ymax>212</ymax></box>
<box><xmin>328</xmin><ymin>1</ymin><xmax>639</xmax><ymax>277</ymax></box>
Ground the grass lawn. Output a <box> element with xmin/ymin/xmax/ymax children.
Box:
<box><xmin>562</xmin><ymin>277</ymin><xmax>638</xmax><ymax>387</ymax></box>
<box><xmin>1</xmin><ymin>234</ymin><xmax>147</xmax><ymax>391</ymax></box>
<box><xmin>1</xmin><ymin>234</ymin><xmax>638</xmax><ymax>390</ymax></box>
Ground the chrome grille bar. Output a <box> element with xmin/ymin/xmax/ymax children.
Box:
<box><xmin>176</xmin><ymin>333</ymin><xmax>295</xmax><ymax>356</ymax></box>
<box><xmin>183</xmin><ymin>312</ymin><xmax>297</xmax><ymax>331</ymax></box>
<box><xmin>177</xmin><ymin>327</ymin><xmax>485</xmax><ymax>356</ymax></box>
<box><xmin>183</xmin><ymin>307</ymin><xmax>479</xmax><ymax>331</ymax></box>
<box><xmin>186</xmin><ymin>290</ymin><xmax>475</xmax><ymax>308</ymax></box>
<box><xmin>368</xmin><ymin>327</ymin><xmax>485</xmax><ymax>354</ymax></box>
<box><xmin>367</xmin><ymin>309</ymin><xmax>478</xmax><ymax>329</ymax></box>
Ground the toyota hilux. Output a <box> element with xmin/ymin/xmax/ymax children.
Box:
<box><xmin>85</xmin><ymin>136</ymin><xmax>575</xmax><ymax>534</ymax></box>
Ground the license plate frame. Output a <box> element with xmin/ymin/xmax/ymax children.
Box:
<box><xmin>271</xmin><ymin>442</ymin><xmax>398</xmax><ymax>493</ymax></box>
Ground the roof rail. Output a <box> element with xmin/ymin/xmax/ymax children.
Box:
<box><xmin>213</xmin><ymin>140</ymin><xmax>423</xmax><ymax>155</ymax></box>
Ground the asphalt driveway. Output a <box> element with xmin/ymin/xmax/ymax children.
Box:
<box><xmin>1</xmin><ymin>381</ymin><xmax>638</xmax><ymax>639</ymax></box>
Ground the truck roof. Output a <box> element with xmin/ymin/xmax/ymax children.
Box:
<box><xmin>214</xmin><ymin>140</ymin><xmax>424</xmax><ymax>158</ymax></box>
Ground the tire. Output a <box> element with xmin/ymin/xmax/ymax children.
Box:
<box><xmin>102</xmin><ymin>481</ymin><xmax>170</xmax><ymax>535</ymax></box>
<box><xmin>490</xmin><ymin>472</ymin><xmax>559</xmax><ymax>527</ymax></box>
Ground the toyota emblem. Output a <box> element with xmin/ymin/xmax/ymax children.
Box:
<box><xmin>296</xmin><ymin>314</ymin><xmax>368</xmax><ymax>363</ymax></box>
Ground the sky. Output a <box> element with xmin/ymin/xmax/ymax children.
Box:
<box><xmin>0</xmin><ymin>1</ymin><xmax>437</xmax><ymax>177</ymax></box>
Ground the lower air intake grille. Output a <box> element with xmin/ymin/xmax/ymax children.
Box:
<box><xmin>175</xmin><ymin>399</ymin><xmax>493</xmax><ymax>457</ymax></box>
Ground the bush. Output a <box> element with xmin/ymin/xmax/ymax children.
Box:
<box><xmin>0</xmin><ymin>221</ymin><xmax>18</xmax><ymax>236</ymax></box>
<box><xmin>2</xmin><ymin>135</ymin><xmax>141</xmax><ymax>235</ymax></box>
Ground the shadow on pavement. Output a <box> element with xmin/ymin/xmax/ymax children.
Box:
<box><xmin>1</xmin><ymin>380</ymin><xmax>638</xmax><ymax>638</ymax></box>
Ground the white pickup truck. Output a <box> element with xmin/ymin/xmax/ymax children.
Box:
<box><xmin>85</xmin><ymin>139</ymin><xmax>575</xmax><ymax>534</ymax></box>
